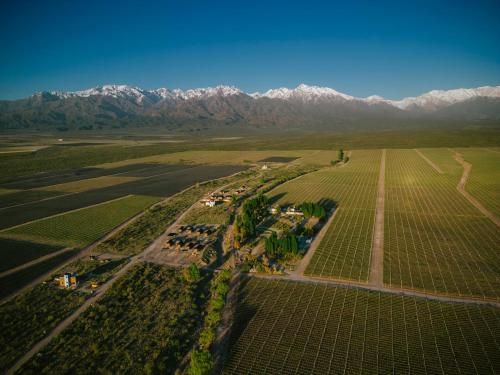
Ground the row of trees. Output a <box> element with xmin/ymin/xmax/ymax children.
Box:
<box><xmin>300</xmin><ymin>201</ymin><xmax>327</xmax><ymax>220</ymax></box>
<box><xmin>188</xmin><ymin>268</ymin><xmax>232</xmax><ymax>375</ymax></box>
<box><xmin>265</xmin><ymin>232</ymin><xmax>300</xmax><ymax>258</ymax></box>
<box><xmin>234</xmin><ymin>194</ymin><xmax>269</xmax><ymax>247</ymax></box>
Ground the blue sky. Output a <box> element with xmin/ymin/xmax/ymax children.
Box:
<box><xmin>1</xmin><ymin>0</ymin><xmax>499</xmax><ymax>100</ymax></box>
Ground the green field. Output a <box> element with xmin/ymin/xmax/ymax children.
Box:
<box><xmin>223</xmin><ymin>278</ymin><xmax>500</xmax><ymax>375</ymax></box>
<box><xmin>19</xmin><ymin>263</ymin><xmax>205</xmax><ymax>374</ymax></box>
<box><xmin>268</xmin><ymin>150</ymin><xmax>381</xmax><ymax>281</ymax></box>
<box><xmin>458</xmin><ymin>148</ymin><xmax>500</xmax><ymax>216</ymax></box>
<box><xmin>1</xmin><ymin>195</ymin><xmax>159</xmax><ymax>247</ymax></box>
<box><xmin>384</xmin><ymin>149</ymin><xmax>500</xmax><ymax>299</ymax></box>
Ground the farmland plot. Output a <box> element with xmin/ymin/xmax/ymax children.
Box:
<box><xmin>268</xmin><ymin>150</ymin><xmax>381</xmax><ymax>281</ymax></box>
<box><xmin>457</xmin><ymin>148</ymin><xmax>500</xmax><ymax>217</ymax></box>
<box><xmin>384</xmin><ymin>149</ymin><xmax>500</xmax><ymax>298</ymax></box>
<box><xmin>0</xmin><ymin>164</ymin><xmax>246</xmax><ymax>230</ymax></box>
<box><xmin>0</xmin><ymin>238</ymin><xmax>63</xmax><ymax>273</ymax></box>
<box><xmin>0</xmin><ymin>195</ymin><xmax>158</xmax><ymax>247</ymax></box>
<box><xmin>223</xmin><ymin>278</ymin><xmax>500</xmax><ymax>375</ymax></box>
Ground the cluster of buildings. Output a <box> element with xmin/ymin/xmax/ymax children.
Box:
<box><xmin>163</xmin><ymin>224</ymin><xmax>219</xmax><ymax>254</ymax></box>
<box><xmin>269</xmin><ymin>205</ymin><xmax>304</xmax><ymax>217</ymax></box>
<box><xmin>201</xmin><ymin>186</ymin><xmax>248</xmax><ymax>207</ymax></box>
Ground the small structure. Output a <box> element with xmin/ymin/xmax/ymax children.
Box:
<box><xmin>261</xmin><ymin>164</ymin><xmax>269</xmax><ymax>170</ymax></box>
<box><xmin>283</xmin><ymin>206</ymin><xmax>304</xmax><ymax>216</ymax></box>
<box><xmin>58</xmin><ymin>273</ymin><xmax>78</xmax><ymax>289</ymax></box>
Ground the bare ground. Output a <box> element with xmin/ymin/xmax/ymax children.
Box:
<box><xmin>369</xmin><ymin>149</ymin><xmax>385</xmax><ymax>287</ymax></box>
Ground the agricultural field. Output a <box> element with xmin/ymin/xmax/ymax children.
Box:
<box><xmin>0</xmin><ymin>257</ymin><xmax>126</xmax><ymax>370</ymax></box>
<box><xmin>0</xmin><ymin>238</ymin><xmax>64</xmax><ymax>273</ymax></box>
<box><xmin>95</xmin><ymin>150</ymin><xmax>317</xmax><ymax>169</ymax></box>
<box><xmin>223</xmin><ymin>278</ymin><xmax>500</xmax><ymax>375</ymax></box>
<box><xmin>384</xmin><ymin>149</ymin><xmax>500</xmax><ymax>299</ymax></box>
<box><xmin>40</xmin><ymin>175</ymin><xmax>140</xmax><ymax>193</ymax></box>
<box><xmin>457</xmin><ymin>148</ymin><xmax>500</xmax><ymax>216</ymax></box>
<box><xmin>1</xmin><ymin>195</ymin><xmax>159</xmax><ymax>247</ymax></box>
<box><xmin>0</xmin><ymin>249</ymin><xmax>80</xmax><ymax>300</ymax></box>
<box><xmin>19</xmin><ymin>263</ymin><xmax>206</xmax><ymax>374</ymax></box>
<box><xmin>0</xmin><ymin>164</ymin><xmax>246</xmax><ymax>229</ymax></box>
<box><xmin>268</xmin><ymin>150</ymin><xmax>381</xmax><ymax>281</ymax></box>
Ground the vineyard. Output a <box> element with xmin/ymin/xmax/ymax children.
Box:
<box><xmin>268</xmin><ymin>150</ymin><xmax>381</xmax><ymax>281</ymax></box>
<box><xmin>458</xmin><ymin>148</ymin><xmax>500</xmax><ymax>216</ymax></box>
<box><xmin>384</xmin><ymin>149</ymin><xmax>500</xmax><ymax>298</ymax></box>
<box><xmin>0</xmin><ymin>195</ymin><xmax>158</xmax><ymax>247</ymax></box>
<box><xmin>223</xmin><ymin>278</ymin><xmax>500</xmax><ymax>375</ymax></box>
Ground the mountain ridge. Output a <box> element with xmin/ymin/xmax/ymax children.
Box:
<box><xmin>1</xmin><ymin>84</ymin><xmax>500</xmax><ymax>131</ymax></box>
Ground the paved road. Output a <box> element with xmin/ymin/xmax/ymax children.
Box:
<box><xmin>369</xmin><ymin>149</ymin><xmax>385</xmax><ymax>287</ymax></box>
<box><xmin>453</xmin><ymin>151</ymin><xmax>500</xmax><ymax>227</ymax></box>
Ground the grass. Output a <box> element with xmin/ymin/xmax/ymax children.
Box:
<box><xmin>458</xmin><ymin>148</ymin><xmax>500</xmax><ymax>216</ymax></box>
<box><xmin>223</xmin><ymin>278</ymin><xmax>500</xmax><ymax>375</ymax></box>
<box><xmin>1</xmin><ymin>195</ymin><xmax>159</xmax><ymax>247</ymax></box>
<box><xmin>19</xmin><ymin>263</ymin><xmax>206</xmax><ymax>374</ymax></box>
<box><xmin>0</xmin><ymin>238</ymin><xmax>64</xmax><ymax>273</ymax></box>
<box><xmin>268</xmin><ymin>150</ymin><xmax>381</xmax><ymax>281</ymax></box>
<box><xmin>384</xmin><ymin>149</ymin><xmax>500</xmax><ymax>299</ymax></box>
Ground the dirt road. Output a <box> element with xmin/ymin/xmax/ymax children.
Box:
<box><xmin>453</xmin><ymin>152</ymin><xmax>500</xmax><ymax>227</ymax></box>
<box><xmin>415</xmin><ymin>149</ymin><xmax>443</xmax><ymax>174</ymax></box>
<box><xmin>369</xmin><ymin>149</ymin><xmax>385</xmax><ymax>287</ymax></box>
<box><xmin>251</xmin><ymin>273</ymin><xmax>500</xmax><ymax>308</ymax></box>
<box><xmin>290</xmin><ymin>208</ymin><xmax>339</xmax><ymax>277</ymax></box>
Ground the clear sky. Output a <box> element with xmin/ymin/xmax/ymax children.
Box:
<box><xmin>1</xmin><ymin>0</ymin><xmax>499</xmax><ymax>100</ymax></box>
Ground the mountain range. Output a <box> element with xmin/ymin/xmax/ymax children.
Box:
<box><xmin>1</xmin><ymin>84</ymin><xmax>500</xmax><ymax>131</ymax></box>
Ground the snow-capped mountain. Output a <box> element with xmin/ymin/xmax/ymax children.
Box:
<box><xmin>47</xmin><ymin>83</ymin><xmax>500</xmax><ymax>111</ymax></box>
<box><xmin>251</xmin><ymin>84</ymin><xmax>354</xmax><ymax>102</ymax></box>
<box><xmin>2</xmin><ymin>83</ymin><xmax>499</xmax><ymax>131</ymax></box>
<box><xmin>51</xmin><ymin>84</ymin><xmax>244</xmax><ymax>103</ymax></box>
<box><xmin>389</xmin><ymin>86</ymin><xmax>500</xmax><ymax>110</ymax></box>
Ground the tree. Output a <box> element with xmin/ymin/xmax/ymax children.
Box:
<box><xmin>188</xmin><ymin>350</ymin><xmax>213</xmax><ymax>375</ymax></box>
<box><xmin>183</xmin><ymin>263</ymin><xmax>201</xmax><ymax>283</ymax></box>
<box><xmin>198</xmin><ymin>328</ymin><xmax>215</xmax><ymax>350</ymax></box>
<box><xmin>338</xmin><ymin>149</ymin><xmax>344</xmax><ymax>161</ymax></box>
